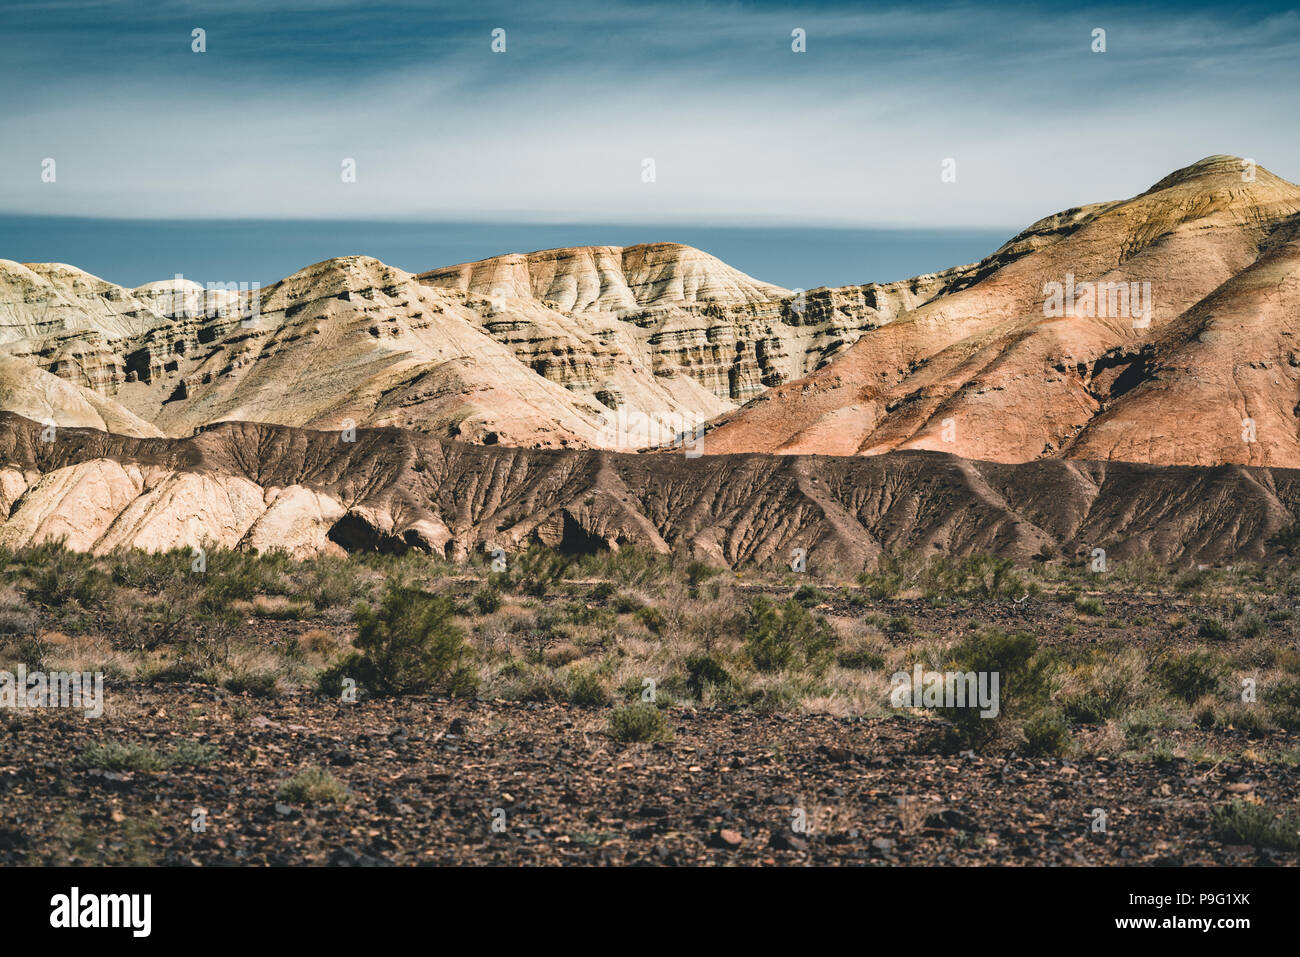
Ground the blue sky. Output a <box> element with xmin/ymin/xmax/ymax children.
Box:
<box><xmin>0</xmin><ymin>1</ymin><xmax>1296</xmax><ymax>286</ymax></box>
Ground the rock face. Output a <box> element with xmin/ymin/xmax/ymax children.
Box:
<box><xmin>703</xmin><ymin>156</ymin><xmax>1300</xmax><ymax>468</ymax></box>
<box><xmin>0</xmin><ymin>244</ymin><xmax>959</xmax><ymax>451</ymax></box>
<box><xmin>1</xmin><ymin>412</ymin><xmax>1297</xmax><ymax>569</ymax></box>
<box><xmin>418</xmin><ymin>242</ymin><xmax>790</xmax><ymax>313</ymax></box>
<box><xmin>0</xmin><ymin>355</ymin><xmax>161</xmax><ymax>438</ymax></box>
<box><xmin>420</xmin><ymin>242</ymin><xmax>970</xmax><ymax>404</ymax></box>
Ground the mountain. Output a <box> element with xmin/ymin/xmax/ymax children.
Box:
<box><xmin>417</xmin><ymin>242</ymin><xmax>791</xmax><ymax>313</ymax></box>
<box><xmin>702</xmin><ymin>156</ymin><xmax>1300</xmax><ymax>467</ymax></box>
<box><xmin>0</xmin><ymin>243</ymin><xmax>957</xmax><ymax>450</ymax></box>
<box><xmin>0</xmin><ymin>412</ymin><xmax>1295</xmax><ymax>567</ymax></box>
<box><xmin>4</xmin><ymin>154</ymin><xmax>1299</xmax><ymax>474</ymax></box>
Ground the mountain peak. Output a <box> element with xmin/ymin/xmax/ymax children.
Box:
<box><xmin>418</xmin><ymin>242</ymin><xmax>789</xmax><ymax>314</ymax></box>
<box><xmin>1144</xmin><ymin>154</ymin><xmax>1260</xmax><ymax>193</ymax></box>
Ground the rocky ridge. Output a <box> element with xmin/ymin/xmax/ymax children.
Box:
<box><xmin>0</xmin><ymin>413</ymin><xmax>1297</xmax><ymax>568</ymax></box>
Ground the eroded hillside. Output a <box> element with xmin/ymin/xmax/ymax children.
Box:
<box><xmin>0</xmin><ymin>413</ymin><xmax>1296</xmax><ymax>569</ymax></box>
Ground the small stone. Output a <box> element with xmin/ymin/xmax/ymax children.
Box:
<box><xmin>711</xmin><ymin>828</ymin><xmax>743</xmax><ymax>849</ymax></box>
<box><xmin>769</xmin><ymin>831</ymin><xmax>809</xmax><ymax>852</ymax></box>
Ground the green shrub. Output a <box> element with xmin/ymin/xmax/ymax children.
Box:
<box><xmin>858</xmin><ymin>554</ymin><xmax>914</xmax><ymax>600</ymax></box>
<box><xmin>276</xmin><ymin>766</ymin><xmax>349</xmax><ymax>805</ymax></box>
<box><xmin>634</xmin><ymin>606</ymin><xmax>667</xmax><ymax>634</ymax></box>
<box><xmin>1020</xmin><ymin>709</ymin><xmax>1069</xmax><ymax>756</ymax></box>
<box><xmin>1267</xmin><ymin>678</ymin><xmax>1300</xmax><ymax>731</ymax></box>
<box><xmin>324</xmin><ymin>584</ymin><xmax>477</xmax><ymax>696</ymax></box>
<box><xmin>24</xmin><ymin>551</ymin><xmax>112</xmax><ymax>613</ymax></box>
<box><xmin>77</xmin><ymin>740</ymin><xmax>163</xmax><ymax>772</ymax></box>
<box><xmin>300</xmin><ymin>553</ymin><xmax>367</xmax><ymax>610</ymax></box>
<box><xmin>472</xmin><ymin>586</ymin><xmax>502</xmax><ymax>615</ymax></box>
<box><xmin>840</xmin><ymin>588</ymin><xmax>870</xmax><ymax>609</ymax></box>
<box><xmin>567</xmin><ymin>667</ymin><xmax>610</xmax><ymax>707</ymax></box>
<box><xmin>792</xmin><ymin>584</ymin><xmax>829</xmax><ymax>607</ymax></box>
<box><xmin>1212</xmin><ymin>799</ymin><xmax>1300</xmax><ymax>850</ymax></box>
<box><xmin>165</xmin><ymin>739</ymin><xmax>221</xmax><ymax>767</ymax></box>
<box><xmin>945</xmin><ymin>629</ymin><xmax>1064</xmax><ymax>755</ymax></box>
<box><xmin>1157</xmin><ymin>650</ymin><xmax>1226</xmax><ymax>704</ymax></box>
<box><xmin>684</xmin><ymin>654</ymin><xmax>732</xmax><ymax>698</ymax></box>
<box><xmin>1196</xmin><ymin>617</ymin><xmax>1232</xmax><ymax>641</ymax></box>
<box><xmin>513</xmin><ymin>548</ymin><xmax>572</xmax><ymax>598</ymax></box>
<box><xmin>612</xmin><ymin>593</ymin><xmax>643</xmax><ymax>614</ymax></box>
<box><xmin>926</xmin><ymin>554</ymin><xmax>1024</xmax><ymax>600</ymax></box>
<box><xmin>743</xmin><ymin>597</ymin><xmax>837</xmax><ymax>673</ymax></box>
<box><xmin>616</xmin><ymin>676</ymin><xmax>649</xmax><ymax>702</ymax></box>
<box><xmin>684</xmin><ymin>561</ymin><xmax>721</xmax><ymax>590</ymax></box>
<box><xmin>107</xmin><ymin>548</ymin><xmax>188</xmax><ymax>595</ymax></box>
<box><xmin>79</xmin><ymin>737</ymin><xmax>220</xmax><ymax>771</ymax></box>
<box><xmin>1073</xmin><ymin>596</ymin><xmax>1103</xmax><ymax>616</ymax></box>
<box><xmin>607</xmin><ymin>703</ymin><xmax>669</xmax><ymax>743</ymax></box>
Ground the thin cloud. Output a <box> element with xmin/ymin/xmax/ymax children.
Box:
<box><xmin>1</xmin><ymin>0</ymin><xmax>1296</xmax><ymax>226</ymax></box>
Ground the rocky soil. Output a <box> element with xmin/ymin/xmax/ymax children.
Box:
<box><xmin>3</xmin><ymin>686</ymin><xmax>1296</xmax><ymax>867</ymax></box>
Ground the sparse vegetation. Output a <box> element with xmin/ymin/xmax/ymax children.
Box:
<box><xmin>2</xmin><ymin>541</ymin><xmax>1300</xmax><ymax>769</ymax></box>
<box><xmin>1157</xmin><ymin>649</ymin><xmax>1226</xmax><ymax>704</ymax></box>
<box><xmin>7</xmin><ymin>539</ymin><xmax>1300</xmax><ymax>865</ymax></box>
<box><xmin>1212</xmin><ymin>799</ymin><xmax>1300</xmax><ymax>851</ymax></box>
<box><xmin>743</xmin><ymin>597</ymin><xmax>837</xmax><ymax>673</ymax></box>
<box><xmin>1073</xmin><ymin>595</ymin><xmax>1103</xmax><ymax>616</ymax></box>
<box><xmin>276</xmin><ymin>766</ymin><xmax>350</xmax><ymax>805</ymax></box>
<box><xmin>77</xmin><ymin>738</ymin><xmax>220</xmax><ymax>771</ymax></box>
<box><xmin>566</xmin><ymin>667</ymin><xmax>610</xmax><ymax>707</ymax></box>
<box><xmin>944</xmin><ymin>629</ymin><xmax>1065</xmax><ymax>756</ymax></box>
<box><xmin>324</xmin><ymin>583</ymin><xmax>477</xmax><ymax>697</ymax></box>
<box><xmin>607</xmin><ymin>702</ymin><xmax>669</xmax><ymax>743</ymax></box>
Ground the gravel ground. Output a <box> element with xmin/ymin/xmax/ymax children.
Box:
<box><xmin>2</xmin><ymin>686</ymin><xmax>1296</xmax><ymax>866</ymax></box>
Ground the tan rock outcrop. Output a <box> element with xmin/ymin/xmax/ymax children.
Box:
<box><xmin>703</xmin><ymin>156</ymin><xmax>1300</xmax><ymax>468</ymax></box>
<box><xmin>0</xmin><ymin>355</ymin><xmax>162</xmax><ymax>438</ymax></box>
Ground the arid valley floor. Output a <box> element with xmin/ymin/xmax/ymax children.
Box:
<box><xmin>2</xmin><ymin>548</ymin><xmax>1299</xmax><ymax>866</ymax></box>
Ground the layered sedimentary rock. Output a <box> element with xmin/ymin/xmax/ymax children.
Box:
<box><xmin>420</xmin><ymin>241</ymin><xmax>970</xmax><ymax>403</ymax></box>
<box><xmin>0</xmin><ymin>242</ymin><xmax>949</xmax><ymax>450</ymax></box>
<box><xmin>0</xmin><ymin>355</ymin><xmax>161</xmax><ymax>438</ymax></box>
<box><xmin>704</xmin><ymin>156</ymin><xmax>1300</xmax><ymax>468</ymax></box>
<box><xmin>0</xmin><ymin>413</ymin><xmax>1296</xmax><ymax>569</ymax></box>
<box><xmin>0</xmin><ymin>256</ymin><xmax>735</xmax><ymax>450</ymax></box>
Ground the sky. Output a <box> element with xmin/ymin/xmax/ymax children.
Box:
<box><xmin>1</xmin><ymin>0</ymin><xmax>1297</xmax><ymax>285</ymax></box>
